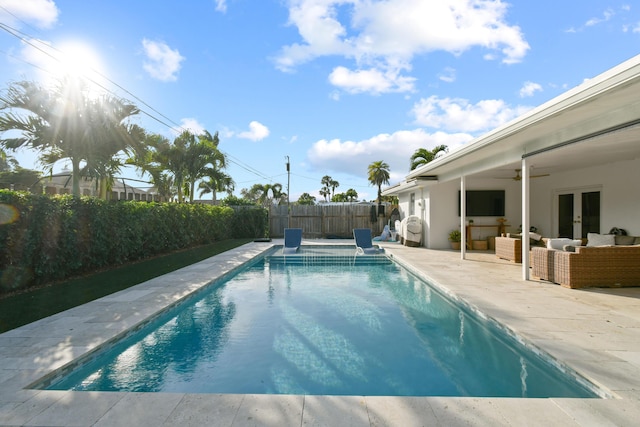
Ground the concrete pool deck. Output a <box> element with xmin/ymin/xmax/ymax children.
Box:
<box><xmin>1</xmin><ymin>240</ymin><xmax>639</xmax><ymax>426</ymax></box>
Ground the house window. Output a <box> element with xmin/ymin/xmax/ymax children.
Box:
<box><xmin>409</xmin><ymin>193</ymin><xmax>415</xmax><ymax>216</ymax></box>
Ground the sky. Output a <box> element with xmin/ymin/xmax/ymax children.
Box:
<box><xmin>1</xmin><ymin>0</ymin><xmax>640</xmax><ymax>202</ymax></box>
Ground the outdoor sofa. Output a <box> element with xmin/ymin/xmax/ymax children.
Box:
<box><xmin>495</xmin><ymin>233</ymin><xmax>545</xmax><ymax>263</ymax></box>
<box><xmin>531</xmin><ymin>233</ymin><xmax>640</xmax><ymax>289</ymax></box>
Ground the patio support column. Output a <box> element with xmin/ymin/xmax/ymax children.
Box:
<box><xmin>460</xmin><ymin>175</ymin><xmax>466</xmax><ymax>260</ymax></box>
<box><xmin>521</xmin><ymin>158</ymin><xmax>531</xmax><ymax>280</ymax></box>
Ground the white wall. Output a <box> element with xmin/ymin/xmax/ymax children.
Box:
<box><xmin>530</xmin><ymin>157</ymin><xmax>640</xmax><ymax>237</ymax></box>
<box><xmin>392</xmin><ymin>157</ymin><xmax>640</xmax><ymax>248</ymax></box>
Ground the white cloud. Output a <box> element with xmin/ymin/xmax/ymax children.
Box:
<box><xmin>438</xmin><ymin>67</ymin><xmax>456</xmax><ymax>83</ymax></box>
<box><xmin>307</xmin><ymin>128</ymin><xmax>473</xmax><ymax>180</ymax></box>
<box><xmin>172</xmin><ymin>118</ymin><xmax>206</xmax><ymax>136</ymax></box>
<box><xmin>214</xmin><ymin>0</ymin><xmax>227</xmax><ymax>13</ymax></box>
<box><xmin>328</xmin><ymin>66</ymin><xmax>416</xmax><ymax>94</ymax></box>
<box><xmin>275</xmin><ymin>0</ymin><xmax>529</xmax><ymax>94</ymax></box>
<box><xmin>519</xmin><ymin>81</ymin><xmax>542</xmax><ymax>98</ymax></box>
<box><xmin>237</xmin><ymin>121</ymin><xmax>270</xmax><ymax>141</ymax></box>
<box><xmin>411</xmin><ymin>95</ymin><xmax>532</xmax><ymax>133</ymax></box>
<box><xmin>585</xmin><ymin>8</ymin><xmax>615</xmax><ymax>27</ymax></box>
<box><xmin>0</xmin><ymin>0</ymin><xmax>58</xmax><ymax>28</ymax></box>
<box><xmin>141</xmin><ymin>39</ymin><xmax>185</xmax><ymax>82</ymax></box>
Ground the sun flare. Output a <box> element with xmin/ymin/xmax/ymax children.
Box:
<box><xmin>52</xmin><ymin>40</ymin><xmax>105</xmax><ymax>80</ymax></box>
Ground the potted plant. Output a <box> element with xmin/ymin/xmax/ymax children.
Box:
<box><xmin>448</xmin><ymin>230</ymin><xmax>462</xmax><ymax>250</ymax></box>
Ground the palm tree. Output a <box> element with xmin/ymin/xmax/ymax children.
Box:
<box><xmin>319</xmin><ymin>187</ymin><xmax>330</xmax><ymax>202</ymax></box>
<box><xmin>198</xmin><ymin>172</ymin><xmax>234</xmax><ymax>203</ymax></box>
<box><xmin>329</xmin><ymin>178</ymin><xmax>339</xmax><ymax>198</ymax></box>
<box><xmin>297</xmin><ymin>192</ymin><xmax>316</xmax><ymax>205</ymax></box>
<box><xmin>345</xmin><ymin>188</ymin><xmax>358</xmax><ymax>202</ymax></box>
<box><xmin>410</xmin><ymin>145</ymin><xmax>448</xmax><ymax>171</ymax></box>
<box><xmin>368</xmin><ymin>160</ymin><xmax>390</xmax><ymax>205</ymax></box>
<box><xmin>320</xmin><ymin>175</ymin><xmax>332</xmax><ymax>201</ymax></box>
<box><xmin>133</xmin><ymin>130</ymin><xmax>224</xmax><ymax>203</ymax></box>
<box><xmin>196</xmin><ymin>131</ymin><xmax>230</xmax><ymax>204</ymax></box>
<box><xmin>0</xmin><ymin>78</ymin><xmax>142</xmax><ymax>197</ymax></box>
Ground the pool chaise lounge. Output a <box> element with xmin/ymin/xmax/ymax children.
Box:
<box><xmin>353</xmin><ymin>228</ymin><xmax>384</xmax><ymax>255</ymax></box>
<box><xmin>283</xmin><ymin>228</ymin><xmax>303</xmax><ymax>254</ymax></box>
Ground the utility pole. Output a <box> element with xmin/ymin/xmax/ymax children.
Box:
<box><xmin>286</xmin><ymin>156</ymin><xmax>290</xmax><ymax>228</ymax></box>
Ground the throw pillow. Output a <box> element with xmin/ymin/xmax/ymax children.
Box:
<box><xmin>615</xmin><ymin>235</ymin><xmax>636</xmax><ymax>245</ymax></box>
<box><xmin>547</xmin><ymin>238</ymin><xmax>575</xmax><ymax>250</ymax></box>
<box><xmin>586</xmin><ymin>233</ymin><xmax>615</xmax><ymax>247</ymax></box>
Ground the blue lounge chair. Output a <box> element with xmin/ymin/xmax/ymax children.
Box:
<box><xmin>353</xmin><ymin>228</ymin><xmax>383</xmax><ymax>255</ymax></box>
<box><xmin>283</xmin><ymin>228</ymin><xmax>303</xmax><ymax>254</ymax></box>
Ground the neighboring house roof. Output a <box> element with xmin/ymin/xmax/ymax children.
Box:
<box><xmin>384</xmin><ymin>54</ymin><xmax>640</xmax><ymax>194</ymax></box>
<box><xmin>41</xmin><ymin>170</ymin><xmax>152</xmax><ymax>195</ymax></box>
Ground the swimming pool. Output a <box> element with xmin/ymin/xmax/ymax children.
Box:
<box><xmin>45</xmin><ymin>246</ymin><xmax>598</xmax><ymax>397</ymax></box>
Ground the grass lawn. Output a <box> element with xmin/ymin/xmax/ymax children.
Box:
<box><xmin>0</xmin><ymin>239</ymin><xmax>252</xmax><ymax>333</ymax></box>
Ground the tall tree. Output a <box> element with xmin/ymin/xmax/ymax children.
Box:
<box><xmin>345</xmin><ymin>188</ymin><xmax>358</xmax><ymax>202</ymax></box>
<box><xmin>319</xmin><ymin>186</ymin><xmax>330</xmax><ymax>202</ymax></box>
<box><xmin>297</xmin><ymin>192</ymin><xmax>316</xmax><ymax>205</ymax></box>
<box><xmin>320</xmin><ymin>175</ymin><xmax>335</xmax><ymax>201</ymax></box>
<box><xmin>197</xmin><ymin>131</ymin><xmax>231</xmax><ymax>204</ymax></box>
<box><xmin>367</xmin><ymin>160</ymin><xmax>390</xmax><ymax>205</ymax></box>
<box><xmin>329</xmin><ymin>178</ymin><xmax>339</xmax><ymax>198</ymax></box>
<box><xmin>0</xmin><ymin>78</ymin><xmax>142</xmax><ymax>197</ymax></box>
<box><xmin>240</xmin><ymin>182</ymin><xmax>286</xmax><ymax>207</ymax></box>
<box><xmin>410</xmin><ymin>145</ymin><xmax>448</xmax><ymax>171</ymax></box>
<box><xmin>132</xmin><ymin>130</ymin><xmax>225</xmax><ymax>203</ymax></box>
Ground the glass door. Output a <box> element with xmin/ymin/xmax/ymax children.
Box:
<box><xmin>556</xmin><ymin>189</ymin><xmax>600</xmax><ymax>239</ymax></box>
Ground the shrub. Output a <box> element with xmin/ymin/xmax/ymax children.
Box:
<box><xmin>0</xmin><ymin>190</ymin><xmax>266</xmax><ymax>293</ymax></box>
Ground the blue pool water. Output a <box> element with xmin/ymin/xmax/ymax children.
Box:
<box><xmin>47</xmin><ymin>247</ymin><xmax>598</xmax><ymax>397</ymax></box>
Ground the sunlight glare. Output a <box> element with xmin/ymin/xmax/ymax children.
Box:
<box><xmin>53</xmin><ymin>40</ymin><xmax>105</xmax><ymax>81</ymax></box>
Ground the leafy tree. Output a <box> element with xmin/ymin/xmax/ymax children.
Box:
<box><xmin>368</xmin><ymin>160</ymin><xmax>390</xmax><ymax>205</ymax></box>
<box><xmin>221</xmin><ymin>194</ymin><xmax>254</xmax><ymax>206</ymax></box>
<box><xmin>345</xmin><ymin>188</ymin><xmax>358</xmax><ymax>201</ymax></box>
<box><xmin>297</xmin><ymin>192</ymin><xmax>316</xmax><ymax>205</ymax></box>
<box><xmin>331</xmin><ymin>193</ymin><xmax>348</xmax><ymax>202</ymax></box>
<box><xmin>0</xmin><ymin>149</ymin><xmax>18</xmax><ymax>172</ymax></box>
<box><xmin>131</xmin><ymin>130</ymin><xmax>225</xmax><ymax>203</ymax></box>
<box><xmin>410</xmin><ymin>145</ymin><xmax>448</xmax><ymax>171</ymax></box>
<box><xmin>240</xmin><ymin>183</ymin><xmax>286</xmax><ymax>207</ymax></box>
<box><xmin>0</xmin><ymin>166</ymin><xmax>41</xmax><ymax>192</ymax></box>
<box><xmin>0</xmin><ymin>78</ymin><xmax>142</xmax><ymax>197</ymax></box>
<box><xmin>198</xmin><ymin>173</ymin><xmax>234</xmax><ymax>203</ymax></box>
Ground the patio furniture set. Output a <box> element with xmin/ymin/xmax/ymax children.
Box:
<box><xmin>496</xmin><ymin>233</ymin><xmax>640</xmax><ymax>289</ymax></box>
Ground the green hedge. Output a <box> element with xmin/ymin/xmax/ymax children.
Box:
<box><xmin>0</xmin><ymin>190</ymin><xmax>267</xmax><ymax>293</ymax></box>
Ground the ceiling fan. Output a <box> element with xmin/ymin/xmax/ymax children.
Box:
<box><xmin>498</xmin><ymin>169</ymin><xmax>550</xmax><ymax>181</ymax></box>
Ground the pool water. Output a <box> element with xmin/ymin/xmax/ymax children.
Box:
<box><xmin>47</xmin><ymin>248</ymin><xmax>598</xmax><ymax>397</ymax></box>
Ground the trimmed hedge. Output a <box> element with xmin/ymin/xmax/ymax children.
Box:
<box><xmin>0</xmin><ymin>190</ymin><xmax>267</xmax><ymax>293</ymax></box>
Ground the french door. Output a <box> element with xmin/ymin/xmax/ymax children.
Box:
<box><xmin>556</xmin><ymin>188</ymin><xmax>601</xmax><ymax>239</ymax></box>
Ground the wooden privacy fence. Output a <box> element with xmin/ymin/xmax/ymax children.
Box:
<box><xmin>269</xmin><ymin>204</ymin><xmax>390</xmax><ymax>238</ymax></box>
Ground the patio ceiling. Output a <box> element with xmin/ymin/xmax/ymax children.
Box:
<box><xmin>400</xmin><ymin>54</ymin><xmax>640</xmax><ymax>186</ymax></box>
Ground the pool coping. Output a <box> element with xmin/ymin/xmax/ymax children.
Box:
<box><xmin>1</xmin><ymin>240</ymin><xmax>639</xmax><ymax>426</ymax></box>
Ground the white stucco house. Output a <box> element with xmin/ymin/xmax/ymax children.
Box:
<box><xmin>382</xmin><ymin>54</ymin><xmax>640</xmax><ymax>280</ymax></box>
